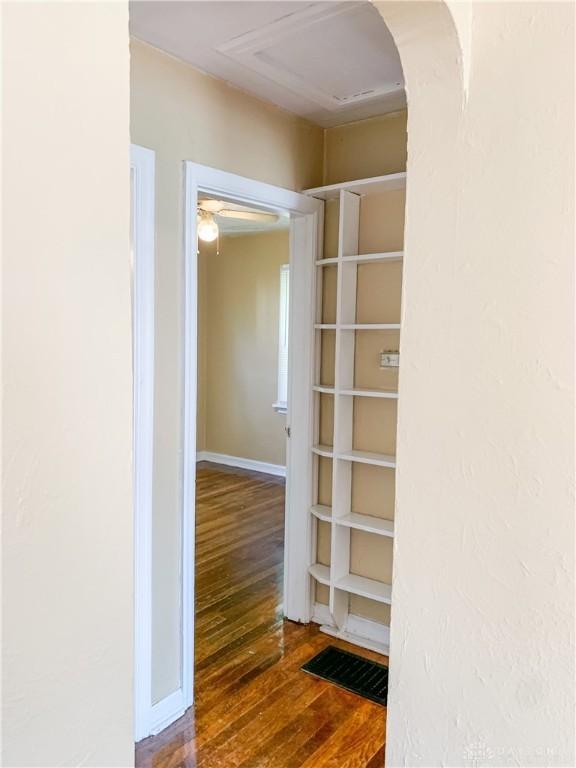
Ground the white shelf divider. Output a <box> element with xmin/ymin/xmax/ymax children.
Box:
<box><xmin>317</xmin><ymin>253</ymin><xmax>403</xmax><ymax>266</ymax></box>
<box><xmin>315</xmin><ymin>386</ymin><xmax>398</xmax><ymax>398</ymax></box>
<box><xmin>311</xmin><ymin>444</ymin><xmax>334</xmax><ymax>458</ymax></box>
<box><xmin>338</xmin><ymin>449</ymin><xmax>396</xmax><ymax>468</ymax></box>
<box><xmin>339</xmin><ymin>387</ymin><xmax>398</xmax><ymax>399</ymax></box>
<box><xmin>309</xmin><ymin>563</ymin><xmax>331</xmax><ymax>586</ymax></box>
<box><xmin>341</xmin><ymin>251</ymin><xmax>403</xmax><ymax>264</ymax></box>
<box><xmin>340</xmin><ymin>323</ymin><xmax>401</xmax><ymax>331</ymax></box>
<box><xmin>312</xmin><ymin>385</ymin><xmax>336</xmax><ymax>394</ymax></box>
<box><xmin>335</xmin><ymin>573</ymin><xmax>393</xmax><ymax>604</ymax></box>
<box><xmin>336</xmin><ymin>513</ymin><xmax>394</xmax><ymax>537</ymax></box>
<box><xmin>310</xmin><ymin>504</ymin><xmax>332</xmax><ymax>523</ymax></box>
<box><xmin>304</xmin><ymin>172</ymin><xmax>407</xmax><ymax>200</ymax></box>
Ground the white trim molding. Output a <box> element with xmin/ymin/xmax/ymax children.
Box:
<box><xmin>282</xmin><ymin>210</ymin><xmax>322</xmax><ymax>623</ymax></box>
<box><xmin>274</xmin><ymin>263</ymin><xmax>290</xmax><ymax>414</ymax></box>
<box><xmin>131</xmin><ymin>143</ymin><xmax>156</xmax><ymax>742</ymax></box>
<box><xmin>197</xmin><ymin>450</ymin><xmax>286</xmax><ymax>478</ymax></box>
<box><xmin>150</xmin><ymin>689</ymin><xmax>186</xmax><ymax>736</ymax></box>
<box><xmin>181</xmin><ymin>162</ymin><xmax>323</xmax><ymax>724</ymax></box>
<box><xmin>181</xmin><ymin>165</ymin><xmax>198</xmax><ymax>715</ymax></box>
<box><xmin>312</xmin><ymin>602</ymin><xmax>390</xmax><ymax>656</ymax></box>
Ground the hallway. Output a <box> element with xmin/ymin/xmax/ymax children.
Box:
<box><xmin>136</xmin><ymin>462</ymin><xmax>386</xmax><ymax>767</ymax></box>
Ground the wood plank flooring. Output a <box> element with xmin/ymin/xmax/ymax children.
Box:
<box><xmin>136</xmin><ymin>462</ymin><xmax>386</xmax><ymax>768</ymax></box>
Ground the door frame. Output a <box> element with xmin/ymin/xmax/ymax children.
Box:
<box><xmin>131</xmin><ymin>144</ymin><xmax>156</xmax><ymax>742</ymax></box>
<box><xmin>181</xmin><ymin>162</ymin><xmax>323</xmax><ymax>710</ymax></box>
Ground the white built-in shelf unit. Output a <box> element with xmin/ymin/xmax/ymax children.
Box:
<box><xmin>303</xmin><ymin>172</ymin><xmax>405</xmax><ymax>656</ymax></box>
<box><xmin>305</xmin><ymin>172</ymin><xmax>406</xmax><ymax>200</ymax></box>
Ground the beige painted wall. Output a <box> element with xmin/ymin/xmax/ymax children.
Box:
<box><xmin>2</xmin><ymin>2</ymin><xmax>133</xmax><ymax>766</ymax></box>
<box><xmin>375</xmin><ymin>2</ymin><xmax>575</xmax><ymax>765</ymax></box>
<box><xmin>200</xmin><ymin>231</ymin><xmax>288</xmax><ymax>466</ymax></box>
<box><xmin>323</xmin><ymin>110</ymin><xmax>407</xmax><ymax>184</ymax></box>
<box><xmin>130</xmin><ymin>38</ymin><xmax>323</xmax><ymax>702</ymax></box>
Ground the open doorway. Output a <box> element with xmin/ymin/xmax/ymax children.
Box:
<box><xmin>194</xmin><ymin>194</ymin><xmax>292</xmax><ymax>704</ymax></box>
<box><xmin>179</xmin><ymin>164</ymin><xmax>322</xmax><ymax>717</ymax></box>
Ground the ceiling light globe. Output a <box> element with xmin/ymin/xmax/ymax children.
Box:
<box><xmin>197</xmin><ymin>213</ymin><xmax>219</xmax><ymax>243</ymax></box>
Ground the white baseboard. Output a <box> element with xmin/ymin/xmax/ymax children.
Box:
<box><xmin>150</xmin><ymin>688</ymin><xmax>187</xmax><ymax>736</ymax></box>
<box><xmin>312</xmin><ymin>602</ymin><xmax>390</xmax><ymax>656</ymax></box>
<box><xmin>196</xmin><ymin>450</ymin><xmax>286</xmax><ymax>478</ymax></box>
<box><xmin>312</xmin><ymin>602</ymin><xmax>333</xmax><ymax>627</ymax></box>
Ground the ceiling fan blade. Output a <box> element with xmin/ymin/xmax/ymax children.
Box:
<box><xmin>198</xmin><ymin>199</ymin><xmax>225</xmax><ymax>213</ymax></box>
<box><xmin>217</xmin><ymin>209</ymin><xmax>279</xmax><ymax>223</ymax></box>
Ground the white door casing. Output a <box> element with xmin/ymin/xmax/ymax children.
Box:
<box><xmin>131</xmin><ymin>144</ymin><xmax>156</xmax><ymax>742</ymax></box>
<box><xmin>181</xmin><ymin>162</ymin><xmax>323</xmax><ymax>710</ymax></box>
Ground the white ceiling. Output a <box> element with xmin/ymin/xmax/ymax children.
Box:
<box><xmin>129</xmin><ymin>1</ymin><xmax>405</xmax><ymax>128</ymax></box>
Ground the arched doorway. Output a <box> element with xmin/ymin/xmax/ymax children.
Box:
<box><xmin>133</xmin><ymin>6</ymin><xmax>466</xmax><ymax>764</ymax></box>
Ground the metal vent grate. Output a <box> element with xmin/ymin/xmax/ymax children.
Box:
<box><xmin>301</xmin><ymin>645</ymin><xmax>388</xmax><ymax>705</ymax></box>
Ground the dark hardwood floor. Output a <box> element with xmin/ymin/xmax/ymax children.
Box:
<box><xmin>136</xmin><ymin>462</ymin><xmax>386</xmax><ymax>768</ymax></box>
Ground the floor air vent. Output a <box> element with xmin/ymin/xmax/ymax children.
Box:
<box><xmin>301</xmin><ymin>645</ymin><xmax>388</xmax><ymax>705</ymax></box>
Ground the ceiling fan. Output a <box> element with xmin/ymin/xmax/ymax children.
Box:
<box><xmin>197</xmin><ymin>199</ymin><xmax>279</xmax><ymax>242</ymax></box>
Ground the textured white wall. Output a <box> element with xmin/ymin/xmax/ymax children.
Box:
<box><xmin>2</xmin><ymin>3</ymin><xmax>133</xmax><ymax>766</ymax></box>
<box><xmin>376</xmin><ymin>2</ymin><xmax>575</xmax><ymax>765</ymax></box>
